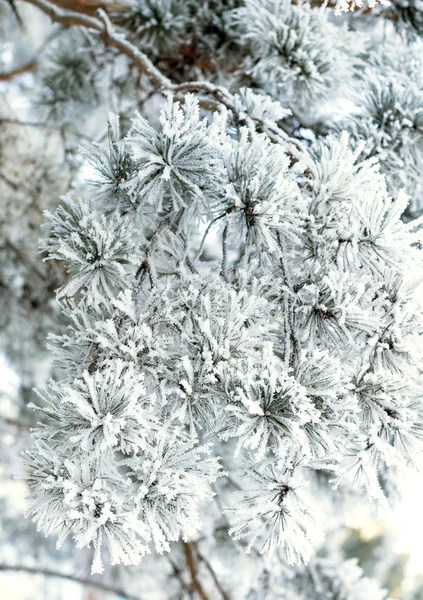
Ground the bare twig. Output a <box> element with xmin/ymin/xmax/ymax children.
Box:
<box><xmin>277</xmin><ymin>232</ymin><xmax>298</xmax><ymax>367</ymax></box>
<box><xmin>0</xmin><ymin>60</ymin><xmax>37</xmax><ymax>81</ymax></box>
<box><xmin>0</xmin><ymin>172</ymin><xmax>19</xmax><ymax>191</ymax></box>
<box><xmin>0</xmin><ymin>415</ymin><xmax>31</xmax><ymax>430</ymax></box>
<box><xmin>0</xmin><ymin>564</ymin><xmax>143</xmax><ymax>600</ymax></box>
<box><xmin>0</xmin><ymin>25</ymin><xmax>61</xmax><ymax>82</ymax></box>
<box><xmin>196</xmin><ymin>547</ymin><xmax>230</xmax><ymax>600</ymax></box>
<box><xmin>48</xmin><ymin>0</ymin><xmax>108</xmax><ymax>16</ymax></box>
<box><xmin>2</xmin><ymin>238</ymin><xmax>47</xmax><ymax>282</ymax></box>
<box><xmin>4</xmin><ymin>0</ymin><xmax>23</xmax><ymax>26</ymax></box>
<box><xmin>167</xmin><ymin>557</ymin><xmax>191</xmax><ymax>595</ymax></box>
<box><xmin>182</xmin><ymin>541</ymin><xmax>211</xmax><ymax>600</ymax></box>
<box><xmin>0</xmin><ymin>117</ymin><xmax>55</xmax><ymax>128</ymax></box>
<box><xmin>196</xmin><ymin>213</ymin><xmax>225</xmax><ymax>260</ymax></box>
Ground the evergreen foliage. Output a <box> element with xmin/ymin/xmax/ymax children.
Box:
<box><xmin>23</xmin><ymin>95</ymin><xmax>423</xmax><ymax>598</ymax></box>
<box><xmin>2</xmin><ymin>0</ymin><xmax>423</xmax><ymax>598</ymax></box>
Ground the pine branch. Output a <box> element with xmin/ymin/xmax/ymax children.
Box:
<box><xmin>18</xmin><ymin>0</ymin><xmax>172</xmax><ymax>88</ymax></box>
<box><xmin>0</xmin><ymin>564</ymin><xmax>143</xmax><ymax>600</ymax></box>
<box><xmin>171</xmin><ymin>81</ymin><xmax>304</xmax><ymax>153</ymax></box>
<box><xmin>17</xmin><ymin>0</ymin><xmax>303</xmax><ymax>153</ymax></box>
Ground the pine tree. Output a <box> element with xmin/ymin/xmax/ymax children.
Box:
<box><xmin>2</xmin><ymin>0</ymin><xmax>423</xmax><ymax>598</ymax></box>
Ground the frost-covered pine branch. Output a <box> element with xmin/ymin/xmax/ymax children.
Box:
<box><xmin>2</xmin><ymin>0</ymin><xmax>423</xmax><ymax>597</ymax></box>
<box><xmin>20</xmin><ymin>90</ymin><xmax>423</xmax><ymax>600</ymax></box>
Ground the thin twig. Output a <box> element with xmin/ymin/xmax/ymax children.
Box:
<box><xmin>220</xmin><ymin>222</ymin><xmax>229</xmax><ymax>282</ymax></box>
<box><xmin>5</xmin><ymin>0</ymin><xmax>24</xmax><ymax>25</ymax></box>
<box><xmin>196</xmin><ymin>547</ymin><xmax>230</xmax><ymax>600</ymax></box>
<box><xmin>196</xmin><ymin>213</ymin><xmax>225</xmax><ymax>260</ymax></box>
<box><xmin>0</xmin><ymin>415</ymin><xmax>31</xmax><ymax>430</ymax></box>
<box><xmin>2</xmin><ymin>238</ymin><xmax>47</xmax><ymax>282</ymax></box>
<box><xmin>0</xmin><ymin>24</ymin><xmax>62</xmax><ymax>82</ymax></box>
<box><xmin>0</xmin><ymin>117</ymin><xmax>55</xmax><ymax>128</ymax></box>
<box><xmin>277</xmin><ymin>232</ymin><xmax>297</xmax><ymax>367</ymax></box>
<box><xmin>0</xmin><ymin>60</ymin><xmax>37</xmax><ymax>81</ymax></box>
<box><xmin>0</xmin><ymin>172</ymin><xmax>19</xmax><ymax>191</ymax></box>
<box><xmin>0</xmin><ymin>564</ymin><xmax>143</xmax><ymax>600</ymax></box>
<box><xmin>167</xmin><ymin>557</ymin><xmax>191</xmax><ymax>595</ymax></box>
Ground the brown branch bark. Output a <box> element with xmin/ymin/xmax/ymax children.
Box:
<box><xmin>49</xmin><ymin>0</ymin><xmax>109</xmax><ymax>15</ymax></box>
<box><xmin>0</xmin><ymin>60</ymin><xmax>37</xmax><ymax>81</ymax></box>
<box><xmin>182</xmin><ymin>542</ymin><xmax>210</xmax><ymax>600</ymax></box>
<box><xmin>0</xmin><ymin>564</ymin><xmax>143</xmax><ymax>600</ymax></box>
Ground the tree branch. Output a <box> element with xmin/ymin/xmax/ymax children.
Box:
<box><xmin>170</xmin><ymin>81</ymin><xmax>304</xmax><ymax>153</ymax></box>
<box><xmin>182</xmin><ymin>542</ymin><xmax>211</xmax><ymax>600</ymax></box>
<box><xmin>49</xmin><ymin>0</ymin><xmax>107</xmax><ymax>16</ymax></box>
<box><xmin>19</xmin><ymin>0</ymin><xmax>172</xmax><ymax>89</ymax></box>
<box><xmin>196</xmin><ymin>547</ymin><xmax>230</xmax><ymax>600</ymax></box>
<box><xmin>0</xmin><ymin>117</ymin><xmax>55</xmax><ymax>128</ymax></box>
<box><xmin>0</xmin><ymin>415</ymin><xmax>31</xmax><ymax>430</ymax></box>
<box><xmin>0</xmin><ymin>60</ymin><xmax>37</xmax><ymax>81</ymax></box>
<box><xmin>0</xmin><ymin>171</ymin><xmax>19</xmax><ymax>191</ymax></box>
<box><xmin>18</xmin><ymin>0</ymin><xmax>304</xmax><ymax>155</ymax></box>
<box><xmin>2</xmin><ymin>238</ymin><xmax>48</xmax><ymax>282</ymax></box>
<box><xmin>0</xmin><ymin>564</ymin><xmax>143</xmax><ymax>600</ymax></box>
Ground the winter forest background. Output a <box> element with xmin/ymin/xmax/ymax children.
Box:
<box><xmin>3</xmin><ymin>0</ymin><xmax>423</xmax><ymax>599</ymax></box>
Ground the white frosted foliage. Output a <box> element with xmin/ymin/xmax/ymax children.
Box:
<box><xmin>23</xmin><ymin>97</ymin><xmax>423</xmax><ymax>592</ymax></box>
